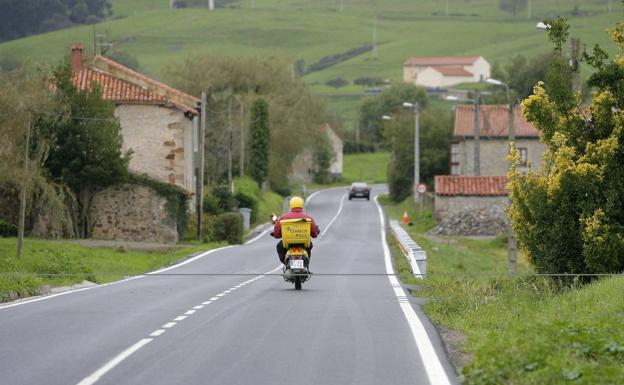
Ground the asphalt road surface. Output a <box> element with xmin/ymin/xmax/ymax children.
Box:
<box><xmin>0</xmin><ymin>187</ymin><xmax>457</xmax><ymax>385</ymax></box>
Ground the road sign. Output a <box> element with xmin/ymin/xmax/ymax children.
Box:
<box><xmin>417</xmin><ymin>183</ymin><xmax>427</xmax><ymax>194</ymax></box>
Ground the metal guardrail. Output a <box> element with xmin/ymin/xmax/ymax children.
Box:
<box><xmin>389</xmin><ymin>220</ymin><xmax>427</xmax><ymax>278</ymax></box>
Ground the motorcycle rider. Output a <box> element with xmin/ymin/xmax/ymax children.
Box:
<box><xmin>272</xmin><ymin>196</ymin><xmax>320</xmax><ymax>268</ymax></box>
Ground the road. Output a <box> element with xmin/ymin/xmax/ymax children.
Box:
<box><xmin>0</xmin><ymin>187</ymin><xmax>457</xmax><ymax>385</ymax></box>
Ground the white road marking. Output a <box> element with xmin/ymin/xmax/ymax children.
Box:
<box><xmin>76</xmin><ymin>338</ymin><xmax>153</xmax><ymax>385</ymax></box>
<box><xmin>216</xmin><ymin>293</ymin><xmax>225</xmax><ymax>297</ymax></box>
<box><xmin>201</xmin><ymin>301</ymin><xmax>212</xmax><ymax>305</ymax></box>
<box><xmin>193</xmin><ymin>305</ymin><xmax>204</xmax><ymax>310</ymax></box>
<box><xmin>162</xmin><ymin>322</ymin><xmax>176</xmax><ymax>329</ymax></box>
<box><xmin>244</xmin><ymin>227</ymin><xmax>272</xmax><ymax>245</ymax></box>
<box><xmin>319</xmin><ymin>194</ymin><xmax>346</xmax><ymax>239</ymax></box>
<box><xmin>173</xmin><ymin>316</ymin><xmax>187</xmax><ymax>321</ymax></box>
<box><xmin>374</xmin><ymin>196</ymin><xmax>452</xmax><ymax>385</ymax></box>
<box><xmin>210</xmin><ymin>297</ymin><xmax>219</xmax><ymax>301</ymax></box>
<box><xmin>149</xmin><ymin>330</ymin><xmax>165</xmax><ymax>337</ymax></box>
<box><xmin>148</xmin><ymin>246</ymin><xmax>235</xmax><ymax>275</ymax></box>
<box><xmin>184</xmin><ymin>310</ymin><xmax>196</xmax><ymax>315</ymax></box>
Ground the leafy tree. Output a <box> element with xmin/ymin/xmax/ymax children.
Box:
<box><xmin>163</xmin><ymin>53</ymin><xmax>327</xmax><ymax>192</ymax></box>
<box><xmin>490</xmin><ymin>53</ymin><xmax>553</xmax><ymax>101</ymax></box>
<box><xmin>498</xmin><ymin>0</ymin><xmax>527</xmax><ymax>16</ymax></box>
<box><xmin>383</xmin><ymin>107</ymin><xmax>452</xmax><ymax>202</ymax></box>
<box><xmin>508</xmin><ymin>20</ymin><xmax>624</xmax><ymax>275</ymax></box>
<box><xmin>41</xmin><ymin>63</ymin><xmax>130</xmax><ymax>238</ymax></box>
<box><xmin>359</xmin><ymin>83</ymin><xmax>428</xmax><ymax>144</ymax></box>
<box><xmin>313</xmin><ymin>133</ymin><xmax>334</xmax><ymax>184</ymax></box>
<box><xmin>248</xmin><ymin>99</ymin><xmax>270</xmax><ymax>188</ymax></box>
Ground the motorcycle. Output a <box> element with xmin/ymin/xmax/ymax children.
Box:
<box><xmin>272</xmin><ymin>214</ymin><xmax>312</xmax><ymax>290</ymax></box>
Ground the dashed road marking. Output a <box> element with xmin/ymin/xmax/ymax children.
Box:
<box><xmin>149</xmin><ymin>330</ymin><xmax>165</xmax><ymax>337</ymax></box>
<box><xmin>173</xmin><ymin>316</ymin><xmax>187</xmax><ymax>321</ymax></box>
<box><xmin>162</xmin><ymin>322</ymin><xmax>176</xmax><ymax>329</ymax></box>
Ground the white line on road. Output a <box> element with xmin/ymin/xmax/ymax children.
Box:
<box><xmin>76</xmin><ymin>338</ymin><xmax>153</xmax><ymax>385</ymax></box>
<box><xmin>162</xmin><ymin>322</ymin><xmax>176</xmax><ymax>328</ymax></box>
<box><xmin>209</xmin><ymin>297</ymin><xmax>219</xmax><ymax>301</ymax></box>
<box><xmin>173</xmin><ymin>316</ymin><xmax>187</xmax><ymax>321</ymax></box>
<box><xmin>193</xmin><ymin>305</ymin><xmax>204</xmax><ymax>310</ymax></box>
<box><xmin>149</xmin><ymin>330</ymin><xmax>165</xmax><ymax>337</ymax></box>
<box><xmin>374</xmin><ymin>195</ymin><xmax>452</xmax><ymax>385</ymax></box>
<box><xmin>184</xmin><ymin>310</ymin><xmax>196</xmax><ymax>315</ymax></box>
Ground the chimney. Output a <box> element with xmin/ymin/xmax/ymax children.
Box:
<box><xmin>71</xmin><ymin>43</ymin><xmax>84</xmax><ymax>72</ymax></box>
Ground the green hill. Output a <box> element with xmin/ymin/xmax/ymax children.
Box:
<box><xmin>1</xmin><ymin>0</ymin><xmax>620</xmax><ymax>131</ymax></box>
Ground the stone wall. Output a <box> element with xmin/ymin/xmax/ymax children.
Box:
<box><xmin>90</xmin><ymin>183</ymin><xmax>178</xmax><ymax>243</ymax></box>
<box><xmin>433</xmin><ymin>195</ymin><xmax>508</xmax><ymax>236</ymax></box>
<box><xmin>457</xmin><ymin>138</ymin><xmax>546</xmax><ymax>176</ymax></box>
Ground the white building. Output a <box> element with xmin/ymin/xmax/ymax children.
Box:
<box><xmin>403</xmin><ymin>56</ymin><xmax>491</xmax><ymax>88</ymax></box>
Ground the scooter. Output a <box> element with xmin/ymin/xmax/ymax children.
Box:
<box><xmin>272</xmin><ymin>214</ymin><xmax>312</xmax><ymax>290</ymax></box>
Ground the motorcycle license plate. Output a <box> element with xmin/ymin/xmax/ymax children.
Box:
<box><xmin>289</xmin><ymin>259</ymin><xmax>304</xmax><ymax>269</ymax></box>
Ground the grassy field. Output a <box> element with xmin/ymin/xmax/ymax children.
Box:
<box><xmin>343</xmin><ymin>151</ymin><xmax>390</xmax><ymax>184</ymax></box>
<box><xmin>381</xmin><ymin>197</ymin><xmax>624</xmax><ymax>384</ymax></box>
<box><xmin>0</xmin><ymin>237</ymin><xmax>224</xmax><ymax>302</ymax></box>
<box><xmin>1</xmin><ymin>0</ymin><xmax>620</xmax><ymax>134</ymax></box>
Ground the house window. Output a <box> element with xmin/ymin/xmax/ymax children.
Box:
<box><xmin>517</xmin><ymin>147</ymin><xmax>528</xmax><ymax>166</ymax></box>
<box><xmin>450</xmin><ymin>143</ymin><xmax>460</xmax><ymax>175</ymax></box>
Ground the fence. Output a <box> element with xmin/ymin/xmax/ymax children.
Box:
<box><xmin>389</xmin><ymin>220</ymin><xmax>427</xmax><ymax>278</ymax></box>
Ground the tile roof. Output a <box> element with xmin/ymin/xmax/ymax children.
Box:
<box><xmin>72</xmin><ymin>67</ymin><xmax>169</xmax><ymax>105</ymax></box>
<box><xmin>430</xmin><ymin>66</ymin><xmax>473</xmax><ymax>77</ymax></box>
<box><xmin>92</xmin><ymin>56</ymin><xmax>200</xmax><ymax>112</ymax></box>
<box><xmin>71</xmin><ymin>55</ymin><xmax>199</xmax><ymax>115</ymax></box>
<box><xmin>454</xmin><ymin>105</ymin><xmax>539</xmax><ymax>138</ymax></box>
<box><xmin>435</xmin><ymin>176</ymin><xmax>508</xmax><ymax>196</ymax></box>
<box><xmin>404</xmin><ymin>56</ymin><xmax>481</xmax><ymax>67</ymax></box>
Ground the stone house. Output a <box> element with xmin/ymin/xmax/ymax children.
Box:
<box><xmin>450</xmin><ymin>105</ymin><xmax>546</xmax><ymax>176</ymax></box>
<box><xmin>68</xmin><ymin>44</ymin><xmax>201</xmax><ymax>242</ymax></box>
<box><xmin>70</xmin><ymin>44</ymin><xmax>200</xmax><ymax>197</ymax></box>
<box><xmin>403</xmin><ymin>56</ymin><xmax>490</xmax><ymax>88</ymax></box>
<box><xmin>289</xmin><ymin>124</ymin><xmax>344</xmax><ymax>183</ymax></box>
<box><xmin>433</xmin><ymin>175</ymin><xmax>509</xmax><ymax>236</ymax></box>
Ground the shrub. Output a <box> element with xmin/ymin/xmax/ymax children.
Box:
<box><xmin>0</xmin><ymin>220</ymin><xmax>17</xmax><ymax>237</ymax></box>
<box><xmin>212</xmin><ymin>185</ymin><xmax>237</xmax><ymax>212</ymax></box>
<box><xmin>203</xmin><ymin>190</ymin><xmax>221</xmax><ymax>215</ymax></box>
<box><xmin>212</xmin><ymin>213</ymin><xmax>243</xmax><ymax>245</ymax></box>
<box><xmin>234</xmin><ymin>191</ymin><xmax>258</xmax><ymax>223</ymax></box>
<box><xmin>325</xmin><ymin>77</ymin><xmax>349</xmax><ymax>88</ymax></box>
<box><xmin>354</xmin><ymin>77</ymin><xmax>384</xmax><ymax>87</ymax></box>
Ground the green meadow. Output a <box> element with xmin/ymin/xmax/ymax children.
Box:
<box><xmin>1</xmin><ymin>0</ymin><xmax>620</xmax><ymax>131</ymax></box>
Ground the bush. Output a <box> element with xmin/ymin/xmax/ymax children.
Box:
<box><xmin>234</xmin><ymin>191</ymin><xmax>258</xmax><ymax>223</ymax></box>
<box><xmin>202</xmin><ymin>190</ymin><xmax>221</xmax><ymax>215</ymax></box>
<box><xmin>212</xmin><ymin>213</ymin><xmax>243</xmax><ymax>245</ymax></box>
<box><xmin>343</xmin><ymin>140</ymin><xmax>376</xmax><ymax>153</ymax></box>
<box><xmin>354</xmin><ymin>76</ymin><xmax>384</xmax><ymax>87</ymax></box>
<box><xmin>325</xmin><ymin>77</ymin><xmax>349</xmax><ymax>88</ymax></box>
<box><xmin>212</xmin><ymin>185</ymin><xmax>237</xmax><ymax>212</ymax></box>
<box><xmin>0</xmin><ymin>220</ymin><xmax>17</xmax><ymax>237</ymax></box>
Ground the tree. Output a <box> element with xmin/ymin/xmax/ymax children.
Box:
<box><xmin>490</xmin><ymin>53</ymin><xmax>553</xmax><ymax>101</ymax></box>
<box><xmin>383</xmin><ymin>106</ymin><xmax>452</xmax><ymax>202</ymax></box>
<box><xmin>498</xmin><ymin>0</ymin><xmax>527</xmax><ymax>16</ymax></box>
<box><xmin>359</xmin><ymin>83</ymin><xmax>428</xmax><ymax>144</ymax></box>
<box><xmin>248</xmin><ymin>99</ymin><xmax>270</xmax><ymax>188</ymax></box>
<box><xmin>41</xmin><ymin>63</ymin><xmax>130</xmax><ymax>238</ymax></box>
<box><xmin>508</xmin><ymin>19</ymin><xmax>624</xmax><ymax>275</ymax></box>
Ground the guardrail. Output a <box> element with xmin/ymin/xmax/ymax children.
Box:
<box><xmin>389</xmin><ymin>220</ymin><xmax>427</xmax><ymax>278</ymax></box>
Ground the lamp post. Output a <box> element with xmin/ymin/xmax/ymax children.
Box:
<box><xmin>402</xmin><ymin>102</ymin><xmax>420</xmax><ymax>203</ymax></box>
<box><xmin>536</xmin><ymin>21</ymin><xmax>582</xmax><ymax>93</ymax></box>
<box><xmin>446</xmin><ymin>94</ymin><xmax>481</xmax><ymax>176</ymax></box>
<box><xmin>485</xmin><ymin>78</ymin><xmax>518</xmax><ymax>275</ymax></box>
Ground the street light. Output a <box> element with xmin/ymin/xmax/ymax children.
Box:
<box><xmin>445</xmin><ymin>93</ymin><xmax>481</xmax><ymax>176</ymax></box>
<box><xmin>402</xmin><ymin>102</ymin><xmax>420</xmax><ymax>203</ymax></box>
<box><xmin>486</xmin><ymin>78</ymin><xmax>518</xmax><ymax>275</ymax></box>
<box><xmin>536</xmin><ymin>21</ymin><xmax>550</xmax><ymax>30</ymax></box>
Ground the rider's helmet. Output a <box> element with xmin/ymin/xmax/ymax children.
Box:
<box><xmin>289</xmin><ymin>196</ymin><xmax>304</xmax><ymax>210</ymax></box>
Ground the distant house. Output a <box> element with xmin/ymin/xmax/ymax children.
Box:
<box><xmin>449</xmin><ymin>105</ymin><xmax>546</xmax><ymax>176</ymax></box>
<box><xmin>289</xmin><ymin>124</ymin><xmax>344</xmax><ymax>183</ymax></box>
<box><xmin>70</xmin><ymin>44</ymin><xmax>200</xmax><ymax>197</ymax></box>
<box><xmin>403</xmin><ymin>56</ymin><xmax>490</xmax><ymax>88</ymax></box>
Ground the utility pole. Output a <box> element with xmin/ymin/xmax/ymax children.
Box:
<box><xmin>570</xmin><ymin>37</ymin><xmax>582</xmax><ymax>94</ymax></box>
<box><xmin>197</xmin><ymin>92</ymin><xmax>207</xmax><ymax>240</ymax></box>
<box><xmin>608</xmin><ymin>0</ymin><xmax>612</xmax><ymax>13</ymax></box>
<box><xmin>473</xmin><ymin>90</ymin><xmax>480</xmax><ymax>176</ymax></box>
<box><xmin>413</xmin><ymin>103</ymin><xmax>420</xmax><ymax>203</ymax></box>
<box><xmin>170</xmin><ymin>0</ymin><xmax>176</xmax><ymax>9</ymax></box>
<box><xmin>228</xmin><ymin>98</ymin><xmax>233</xmax><ymax>193</ymax></box>
<box><xmin>527</xmin><ymin>0</ymin><xmax>532</xmax><ymax>19</ymax></box>
<box><xmin>239</xmin><ymin>100</ymin><xmax>245</xmax><ymax>177</ymax></box>
<box><xmin>17</xmin><ymin>113</ymin><xmax>31</xmax><ymax>259</ymax></box>
<box><xmin>445</xmin><ymin>0</ymin><xmax>449</xmax><ymax>17</ymax></box>
<box><xmin>209</xmin><ymin>0</ymin><xmax>214</xmax><ymax>10</ymax></box>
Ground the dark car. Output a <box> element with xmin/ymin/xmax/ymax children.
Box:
<box><xmin>348</xmin><ymin>182</ymin><xmax>371</xmax><ymax>200</ymax></box>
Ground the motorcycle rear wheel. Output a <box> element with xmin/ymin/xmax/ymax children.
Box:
<box><xmin>294</xmin><ymin>276</ymin><xmax>302</xmax><ymax>290</ymax></box>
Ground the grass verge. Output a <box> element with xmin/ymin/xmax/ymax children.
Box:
<box><xmin>0</xmin><ymin>237</ymin><xmax>224</xmax><ymax>302</ymax></box>
<box><xmin>381</xmin><ymin>196</ymin><xmax>624</xmax><ymax>384</ymax></box>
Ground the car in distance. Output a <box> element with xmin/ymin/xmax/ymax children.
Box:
<box><xmin>348</xmin><ymin>182</ymin><xmax>371</xmax><ymax>200</ymax></box>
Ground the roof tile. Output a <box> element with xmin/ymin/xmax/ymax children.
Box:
<box><xmin>454</xmin><ymin>105</ymin><xmax>539</xmax><ymax>138</ymax></box>
<box><xmin>435</xmin><ymin>175</ymin><xmax>508</xmax><ymax>196</ymax></box>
